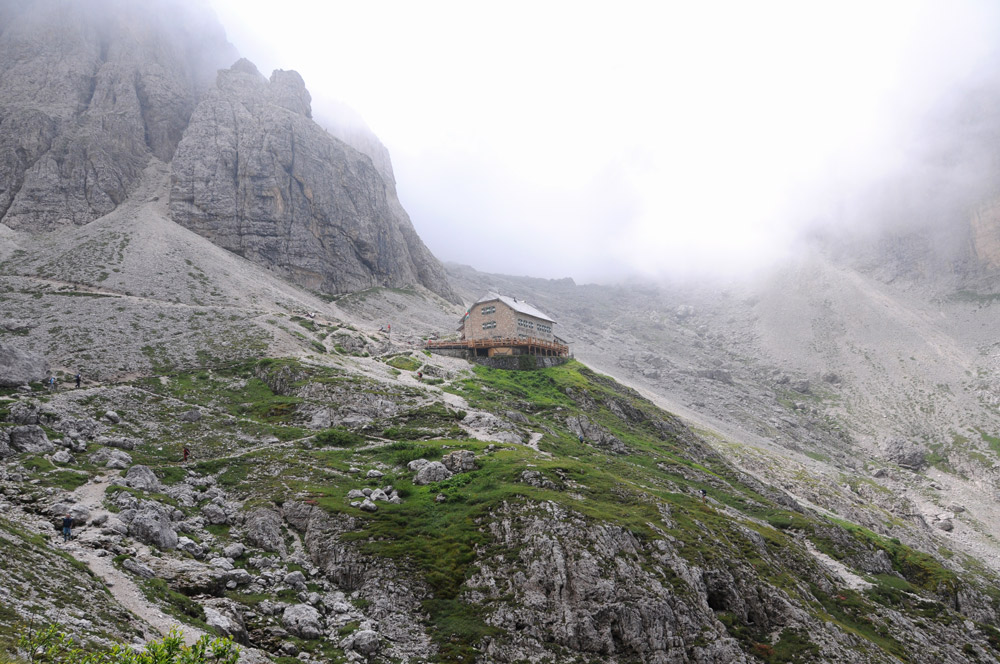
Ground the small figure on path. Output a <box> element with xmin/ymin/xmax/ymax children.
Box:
<box><xmin>62</xmin><ymin>514</ymin><xmax>74</xmax><ymax>542</ymax></box>
<box><xmin>700</xmin><ymin>488</ymin><xmax>707</xmax><ymax>503</ymax></box>
<box><xmin>74</xmin><ymin>372</ymin><xmax>81</xmax><ymax>389</ymax></box>
<box><xmin>578</xmin><ymin>434</ymin><xmax>584</xmax><ymax>444</ymax></box>
<box><xmin>47</xmin><ymin>375</ymin><xmax>56</xmax><ymax>392</ymax></box>
<box><xmin>417</xmin><ymin>371</ymin><xmax>423</xmax><ymax>381</ymax></box>
<box><xmin>182</xmin><ymin>446</ymin><xmax>189</xmax><ymax>463</ymax></box>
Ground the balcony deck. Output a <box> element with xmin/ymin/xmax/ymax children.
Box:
<box><xmin>426</xmin><ymin>336</ymin><xmax>569</xmax><ymax>357</ymax></box>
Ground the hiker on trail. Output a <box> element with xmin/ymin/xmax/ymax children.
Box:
<box><xmin>182</xmin><ymin>446</ymin><xmax>189</xmax><ymax>463</ymax></box>
<box><xmin>62</xmin><ymin>514</ymin><xmax>74</xmax><ymax>542</ymax></box>
<box><xmin>47</xmin><ymin>376</ymin><xmax>56</xmax><ymax>392</ymax></box>
<box><xmin>74</xmin><ymin>373</ymin><xmax>81</xmax><ymax>389</ymax></box>
<box><xmin>417</xmin><ymin>371</ymin><xmax>423</xmax><ymax>381</ymax></box>
<box><xmin>700</xmin><ymin>488</ymin><xmax>707</xmax><ymax>503</ymax></box>
<box><xmin>578</xmin><ymin>434</ymin><xmax>584</xmax><ymax>444</ymax></box>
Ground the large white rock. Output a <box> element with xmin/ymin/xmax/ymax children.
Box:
<box><xmin>413</xmin><ymin>461</ymin><xmax>452</xmax><ymax>485</ymax></box>
<box><xmin>0</xmin><ymin>343</ymin><xmax>48</xmax><ymax>387</ymax></box>
<box><xmin>282</xmin><ymin>604</ymin><xmax>323</xmax><ymax>639</ymax></box>
<box><xmin>124</xmin><ymin>465</ymin><xmax>161</xmax><ymax>492</ymax></box>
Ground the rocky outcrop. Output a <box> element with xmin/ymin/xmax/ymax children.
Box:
<box><xmin>0</xmin><ymin>0</ymin><xmax>235</xmax><ymax>231</ymax></box>
<box><xmin>281</xmin><ymin>604</ymin><xmax>322</xmax><ymax>640</ymax></box>
<box><xmin>168</xmin><ymin>59</ymin><xmax>457</xmax><ymax>302</ymax></box>
<box><xmin>243</xmin><ymin>507</ymin><xmax>286</xmax><ymax>555</ymax></box>
<box><xmin>413</xmin><ymin>461</ymin><xmax>451</xmax><ymax>485</ymax></box>
<box><xmin>124</xmin><ymin>465</ymin><xmax>161</xmax><ymax>492</ymax></box>
<box><xmin>0</xmin><ymin>344</ymin><xmax>48</xmax><ymax>387</ymax></box>
<box><xmin>8</xmin><ymin>425</ymin><xmax>53</xmax><ymax>454</ymax></box>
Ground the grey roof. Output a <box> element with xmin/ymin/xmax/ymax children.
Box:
<box><xmin>472</xmin><ymin>292</ymin><xmax>556</xmax><ymax>324</ymax></box>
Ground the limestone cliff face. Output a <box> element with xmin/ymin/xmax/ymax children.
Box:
<box><xmin>168</xmin><ymin>60</ymin><xmax>457</xmax><ymax>301</ymax></box>
<box><xmin>1</xmin><ymin>0</ymin><xmax>457</xmax><ymax>302</ymax></box>
<box><xmin>0</xmin><ymin>0</ymin><xmax>235</xmax><ymax>230</ymax></box>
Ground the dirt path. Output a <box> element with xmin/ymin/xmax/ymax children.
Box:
<box><xmin>66</xmin><ymin>476</ymin><xmax>207</xmax><ymax>646</ymax></box>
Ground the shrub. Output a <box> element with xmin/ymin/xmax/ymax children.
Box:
<box><xmin>313</xmin><ymin>428</ymin><xmax>365</xmax><ymax>448</ymax></box>
<box><xmin>12</xmin><ymin>624</ymin><xmax>238</xmax><ymax>664</ymax></box>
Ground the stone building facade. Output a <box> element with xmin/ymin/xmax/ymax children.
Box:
<box><xmin>460</xmin><ymin>293</ymin><xmax>556</xmax><ymax>343</ymax></box>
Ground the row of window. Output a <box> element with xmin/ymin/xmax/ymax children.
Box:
<box><xmin>482</xmin><ymin>320</ymin><xmax>497</xmax><ymax>329</ymax></box>
<box><xmin>481</xmin><ymin>305</ymin><xmax>495</xmax><ymax>315</ymax></box>
<box><xmin>536</xmin><ymin>323</ymin><xmax>552</xmax><ymax>334</ymax></box>
<box><xmin>517</xmin><ymin>318</ymin><xmax>534</xmax><ymax>330</ymax></box>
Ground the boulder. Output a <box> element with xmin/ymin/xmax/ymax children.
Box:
<box><xmin>244</xmin><ymin>507</ymin><xmax>286</xmax><ymax>554</ymax></box>
<box><xmin>359</xmin><ymin>499</ymin><xmax>378</xmax><ymax>513</ymax></box>
<box><xmin>520</xmin><ymin>470</ymin><xmax>558</xmax><ymax>490</ymax></box>
<box><xmin>179</xmin><ymin>409</ymin><xmax>203</xmax><ymax>423</ymax></box>
<box><xmin>9</xmin><ymin>402</ymin><xmax>41</xmax><ymax>425</ymax></box>
<box><xmin>347</xmin><ymin>630</ymin><xmax>381</xmax><ymax>656</ymax></box>
<box><xmin>203</xmin><ymin>599</ymin><xmax>249</xmax><ymax>644</ymax></box>
<box><xmin>442</xmin><ymin>450</ymin><xmax>477</xmax><ymax>473</ymax></box>
<box><xmin>9</xmin><ymin>425</ymin><xmax>53</xmax><ymax>454</ymax></box>
<box><xmin>51</xmin><ymin>449</ymin><xmax>74</xmax><ymax>464</ymax></box>
<box><xmin>96</xmin><ymin>436</ymin><xmax>137</xmax><ymax>450</ymax></box>
<box><xmin>104</xmin><ymin>411</ymin><xmax>121</xmax><ymax>424</ymax></box>
<box><xmin>210</xmin><ymin>557</ymin><xmax>234</xmax><ymax>571</ymax></box>
<box><xmin>225</xmin><ymin>568</ymin><xmax>253</xmax><ymax>586</ymax></box>
<box><xmin>128</xmin><ymin>508</ymin><xmax>178</xmax><ymax>550</ymax></box>
<box><xmin>0</xmin><ymin>343</ymin><xmax>48</xmax><ymax>387</ymax></box>
<box><xmin>176</xmin><ymin>537</ymin><xmax>205</xmax><ymax>559</ymax></box>
<box><xmin>223</xmin><ymin>543</ymin><xmax>245</xmax><ymax>559</ymax></box>
<box><xmin>413</xmin><ymin>462</ymin><xmax>452</xmax><ymax>485</ymax></box>
<box><xmin>282</xmin><ymin>604</ymin><xmax>323</xmax><ymax>639</ymax></box>
<box><xmin>566</xmin><ymin>416</ymin><xmax>628</xmax><ymax>455</ymax></box>
<box><xmin>122</xmin><ymin>558</ymin><xmax>156</xmax><ymax>579</ymax></box>
<box><xmin>124</xmin><ymin>465</ymin><xmax>161</xmax><ymax>492</ymax></box>
<box><xmin>50</xmin><ymin>502</ymin><xmax>91</xmax><ymax>529</ymax></box>
<box><xmin>284</xmin><ymin>570</ymin><xmax>307</xmax><ymax>588</ymax></box>
<box><xmin>406</xmin><ymin>458</ymin><xmax>430</xmax><ymax>472</ymax></box>
<box><xmin>366</xmin><ymin>469</ymin><xmax>384</xmax><ymax>479</ymax></box>
<box><xmin>880</xmin><ymin>437</ymin><xmax>927</xmax><ymax>470</ymax></box>
<box><xmin>201</xmin><ymin>503</ymin><xmax>229</xmax><ymax>525</ymax></box>
<box><xmin>87</xmin><ymin>447</ymin><xmax>133</xmax><ymax>470</ymax></box>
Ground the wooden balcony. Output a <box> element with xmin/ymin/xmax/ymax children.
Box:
<box><xmin>426</xmin><ymin>336</ymin><xmax>570</xmax><ymax>357</ymax></box>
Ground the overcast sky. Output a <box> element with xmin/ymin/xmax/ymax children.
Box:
<box><xmin>208</xmin><ymin>0</ymin><xmax>1000</xmax><ymax>283</ymax></box>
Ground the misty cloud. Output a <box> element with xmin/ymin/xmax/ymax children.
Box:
<box><xmin>210</xmin><ymin>0</ymin><xmax>1000</xmax><ymax>283</ymax></box>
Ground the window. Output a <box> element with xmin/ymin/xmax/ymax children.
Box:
<box><xmin>481</xmin><ymin>305</ymin><xmax>495</xmax><ymax>315</ymax></box>
<box><xmin>482</xmin><ymin>320</ymin><xmax>496</xmax><ymax>330</ymax></box>
<box><xmin>536</xmin><ymin>323</ymin><xmax>552</xmax><ymax>334</ymax></box>
<box><xmin>517</xmin><ymin>318</ymin><xmax>535</xmax><ymax>330</ymax></box>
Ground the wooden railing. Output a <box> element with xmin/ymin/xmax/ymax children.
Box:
<box><xmin>426</xmin><ymin>336</ymin><xmax>569</xmax><ymax>356</ymax></box>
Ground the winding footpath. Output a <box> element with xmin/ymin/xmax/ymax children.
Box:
<box><xmin>65</xmin><ymin>475</ymin><xmax>207</xmax><ymax>646</ymax></box>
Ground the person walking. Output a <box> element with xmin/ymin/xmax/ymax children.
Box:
<box><xmin>47</xmin><ymin>375</ymin><xmax>56</xmax><ymax>392</ymax></box>
<box><xmin>182</xmin><ymin>446</ymin><xmax>189</xmax><ymax>463</ymax></box>
<box><xmin>74</xmin><ymin>372</ymin><xmax>81</xmax><ymax>389</ymax></box>
<box><xmin>61</xmin><ymin>514</ymin><xmax>74</xmax><ymax>542</ymax></box>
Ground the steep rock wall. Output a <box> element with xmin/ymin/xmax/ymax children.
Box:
<box><xmin>0</xmin><ymin>0</ymin><xmax>235</xmax><ymax>230</ymax></box>
<box><xmin>168</xmin><ymin>59</ymin><xmax>457</xmax><ymax>301</ymax></box>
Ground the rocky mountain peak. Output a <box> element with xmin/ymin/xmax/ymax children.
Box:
<box><xmin>269</xmin><ymin>69</ymin><xmax>312</xmax><ymax>119</ymax></box>
<box><xmin>0</xmin><ymin>0</ymin><xmax>458</xmax><ymax>302</ymax></box>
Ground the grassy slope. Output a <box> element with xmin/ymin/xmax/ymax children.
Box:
<box><xmin>8</xmin><ymin>358</ymin><xmax>1000</xmax><ymax>662</ymax></box>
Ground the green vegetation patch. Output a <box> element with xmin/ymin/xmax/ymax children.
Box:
<box><xmin>386</xmin><ymin>355</ymin><xmax>422</xmax><ymax>372</ymax></box>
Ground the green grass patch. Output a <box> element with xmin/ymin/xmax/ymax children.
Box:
<box><xmin>386</xmin><ymin>355</ymin><xmax>422</xmax><ymax>372</ymax></box>
<box><xmin>313</xmin><ymin>427</ymin><xmax>365</xmax><ymax>448</ymax></box>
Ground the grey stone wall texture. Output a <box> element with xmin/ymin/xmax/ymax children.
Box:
<box><xmin>465</xmin><ymin>299</ymin><xmax>554</xmax><ymax>342</ymax></box>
